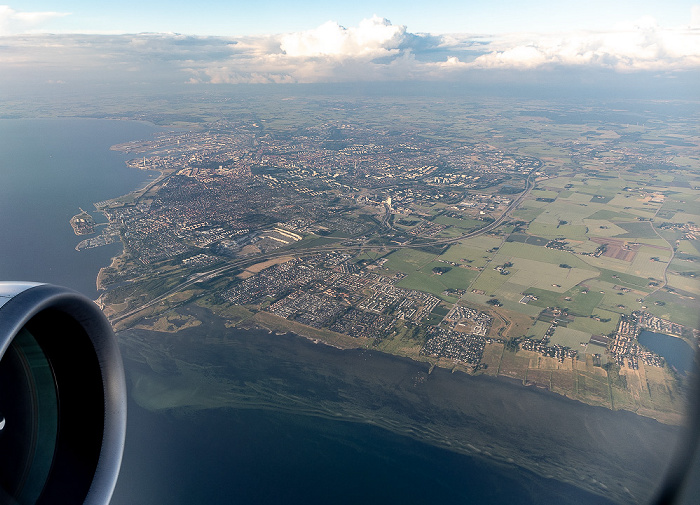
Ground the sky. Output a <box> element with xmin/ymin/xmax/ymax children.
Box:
<box><xmin>1</xmin><ymin>2</ymin><xmax>699</xmax><ymax>90</ymax></box>
<box><xmin>3</xmin><ymin>1</ymin><xmax>699</xmax><ymax>36</ymax></box>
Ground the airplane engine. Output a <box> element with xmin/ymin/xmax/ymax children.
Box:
<box><xmin>0</xmin><ymin>283</ymin><xmax>125</xmax><ymax>505</ymax></box>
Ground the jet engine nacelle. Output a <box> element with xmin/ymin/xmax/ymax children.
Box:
<box><xmin>0</xmin><ymin>282</ymin><xmax>126</xmax><ymax>505</ymax></box>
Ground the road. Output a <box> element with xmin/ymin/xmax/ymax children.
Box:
<box><xmin>110</xmin><ymin>168</ymin><xmax>539</xmax><ymax>325</ymax></box>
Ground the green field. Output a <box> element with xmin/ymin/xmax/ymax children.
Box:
<box><xmin>550</xmin><ymin>326</ymin><xmax>591</xmax><ymax>348</ymax></box>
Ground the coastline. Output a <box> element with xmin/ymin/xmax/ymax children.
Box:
<box><xmin>117</xmin><ymin>313</ymin><xmax>681</xmax><ymax>505</ymax></box>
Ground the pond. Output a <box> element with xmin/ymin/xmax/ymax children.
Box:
<box><xmin>637</xmin><ymin>330</ymin><xmax>696</xmax><ymax>375</ymax></box>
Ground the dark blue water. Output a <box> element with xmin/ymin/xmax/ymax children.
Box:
<box><xmin>0</xmin><ymin>119</ymin><xmax>157</xmax><ymax>298</ymax></box>
<box><xmin>111</xmin><ymin>395</ymin><xmax>616</xmax><ymax>505</ymax></box>
<box><xmin>638</xmin><ymin>330</ymin><xmax>696</xmax><ymax>375</ymax></box>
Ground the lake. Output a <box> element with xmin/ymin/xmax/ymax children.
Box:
<box><xmin>638</xmin><ymin>330</ymin><xmax>696</xmax><ymax>376</ymax></box>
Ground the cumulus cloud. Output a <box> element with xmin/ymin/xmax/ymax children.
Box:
<box><xmin>280</xmin><ymin>15</ymin><xmax>406</xmax><ymax>58</ymax></box>
<box><xmin>186</xmin><ymin>15</ymin><xmax>700</xmax><ymax>83</ymax></box>
<box><xmin>1</xmin><ymin>15</ymin><xmax>699</xmax><ymax>88</ymax></box>
<box><xmin>0</xmin><ymin>5</ymin><xmax>68</xmax><ymax>35</ymax></box>
<box><xmin>470</xmin><ymin>14</ymin><xmax>700</xmax><ymax>71</ymax></box>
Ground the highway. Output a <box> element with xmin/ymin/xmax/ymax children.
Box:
<box><xmin>110</xmin><ymin>168</ymin><xmax>539</xmax><ymax>325</ymax></box>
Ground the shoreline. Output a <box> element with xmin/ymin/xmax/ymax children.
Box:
<box><xmin>117</xmin><ymin>313</ymin><xmax>681</xmax><ymax>505</ymax></box>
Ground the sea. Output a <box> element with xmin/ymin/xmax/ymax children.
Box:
<box><xmin>0</xmin><ymin>118</ymin><xmax>158</xmax><ymax>298</ymax></box>
<box><xmin>0</xmin><ymin>119</ymin><xmax>682</xmax><ymax>505</ymax></box>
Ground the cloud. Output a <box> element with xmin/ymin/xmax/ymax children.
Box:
<box><xmin>470</xmin><ymin>15</ymin><xmax>700</xmax><ymax>71</ymax></box>
<box><xmin>692</xmin><ymin>6</ymin><xmax>700</xmax><ymax>28</ymax></box>
<box><xmin>280</xmin><ymin>15</ymin><xmax>407</xmax><ymax>58</ymax></box>
<box><xmin>0</xmin><ymin>5</ymin><xmax>69</xmax><ymax>35</ymax></box>
<box><xmin>1</xmin><ymin>15</ymin><xmax>699</xmax><ymax>89</ymax></box>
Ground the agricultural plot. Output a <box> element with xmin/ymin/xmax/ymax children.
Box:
<box><xmin>527</xmin><ymin>222</ymin><xmax>589</xmax><ymax>239</ymax></box>
<box><xmin>596</xmin><ymin>284</ymin><xmax>646</xmax><ymax>314</ymax></box>
<box><xmin>480</xmin><ymin>342</ymin><xmax>504</xmax><ymax>376</ymax></box>
<box><xmin>627</xmin><ymin>247</ymin><xmax>672</xmax><ymax>279</ymax></box>
<box><xmin>542</xmin><ymin>176</ymin><xmax>580</xmax><ymax>189</ymax></box>
<box><xmin>668</xmin><ymin>211</ymin><xmax>700</xmax><ymax>224</ymax></box>
<box><xmin>523</xmin><ymin>285</ymin><xmax>604</xmax><ymax>317</ymax></box>
<box><xmin>530</xmin><ymin>189</ymin><xmax>559</xmax><ymax>200</ymax></box>
<box><xmin>586</xmin><ymin>209</ymin><xmax>638</xmax><ymax>221</ymax></box>
<box><xmin>493</xmin><ymin>298</ymin><xmax>543</xmax><ymax>317</ymax></box>
<box><xmin>524</xmin><ymin>369</ymin><xmax>551</xmax><ymax>387</ymax></box>
<box><xmin>567</xmin><ymin>311</ymin><xmax>618</xmax><ymax>335</ymax></box>
<box><xmin>582</xmin><ymin>254</ymin><xmax>640</xmax><ymax>275</ymax></box>
<box><xmin>614</xmin><ymin>221</ymin><xmax>661</xmax><ymax>239</ymax></box>
<box><xmin>574</xmin><ymin>370</ymin><xmax>611</xmax><ymax>408</ymax></box>
<box><xmin>531</xmin><ymin>199</ymin><xmax>592</xmax><ymax>225</ymax></box>
<box><xmin>526</xmin><ymin>320</ymin><xmax>551</xmax><ymax>339</ymax></box>
<box><xmin>550</xmin><ymin>370</ymin><xmax>576</xmax><ymax>396</ymax></box>
<box><xmin>676</xmin><ymin>240</ymin><xmax>700</xmax><ymax>256</ymax></box>
<box><xmin>606</xmin><ymin>194</ymin><xmax>661</xmax><ymax>213</ymax></box>
<box><xmin>507</xmin><ymin>259</ymin><xmax>597</xmax><ymax>292</ymax></box>
<box><xmin>594</xmin><ymin>268</ymin><xmax>652</xmax><ymax>291</ymax></box>
<box><xmin>512</xmin><ymin>205</ymin><xmax>546</xmax><ymax>222</ymax></box>
<box><xmin>467</xmin><ymin>268</ymin><xmax>513</xmax><ymax>296</ymax></box>
<box><xmin>668</xmin><ymin>258</ymin><xmax>700</xmax><ymax>274</ymax></box>
<box><xmin>666</xmin><ymin>272</ymin><xmax>700</xmax><ymax>295</ymax></box>
<box><xmin>438</xmin><ymin>243</ymin><xmax>494</xmax><ymax>268</ymax></box>
<box><xmin>583</xmin><ymin>219</ymin><xmax>629</xmax><ymax>237</ymax></box>
<box><xmin>497</xmin><ymin>350</ymin><xmax>530</xmax><ymax>379</ymax></box>
<box><xmin>498</xmin><ymin>242</ymin><xmax>593</xmax><ymax>268</ymax></box>
<box><xmin>550</xmin><ymin>326</ymin><xmax>591</xmax><ymax>349</ymax></box>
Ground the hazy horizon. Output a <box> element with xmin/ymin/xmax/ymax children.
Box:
<box><xmin>1</xmin><ymin>3</ymin><xmax>699</xmax><ymax>99</ymax></box>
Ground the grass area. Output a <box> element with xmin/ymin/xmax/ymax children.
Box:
<box><xmin>506</xmin><ymin>259</ymin><xmax>598</xmax><ymax>292</ymax></box>
<box><xmin>574</xmin><ymin>367</ymin><xmax>611</xmax><ymax>408</ymax></box>
<box><xmin>497</xmin><ymin>241</ymin><xmax>596</xmax><ymax>270</ymax></box>
<box><xmin>527</xmin><ymin>222</ymin><xmax>589</xmax><ymax>239</ymax></box>
<box><xmin>251</xmin><ymin>311</ymin><xmax>368</xmax><ymax>350</ymax></box>
<box><xmin>384</xmin><ymin>248</ymin><xmax>438</xmax><ymax>271</ymax></box>
<box><xmin>596</xmin><ymin>268</ymin><xmax>654</xmax><ymax>291</ymax></box>
<box><xmin>196</xmin><ymin>299</ymin><xmax>256</xmax><ymax>325</ymax></box>
<box><xmin>468</xmin><ymin>268</ymin><xmax>513</xmax><ymax>295</ymax></box>
<box><xmin>628</xmin><ymin>248</ymin><xmax>672</xmax><ymax>279</ymax></box>
<box><xmin>526</xmin><ymin>320</ymin><xmax>551</xmax><ymax>339</ymax></box>
<box><xmin>372</xmin><ymin>330</ymin><xmax>426</xmax><ymax>361</ymax></box>
<box><xmin>134</xmin><ymin>310</ymin><xmax>202</xmax><ymax>333</ymax></box>
<box><xmin>512</xmin><ymin>205</ymin><xmax>546</xmax><ymax>221</ymax></box>
<box><xmin>614</xmin><ymin>221</ymin><xmax>661</xmax><ymax>239</ymax></box>
<box><xmin>644</xmin><ymin>291</ymin><xmax>700</xmax><ymax>329</ymax></box>
<box><xmin>480</xmin><ymin>342</ymin><xmax>504</xmax><ymax>376</ymax></box>
<box><xmin>587</xmin><ymin>209</ymin><xmax>638</xmax><ymax>221</ymax></box>
<box><xmin>522</xmin><ymin>285</ymin><xmax>604</xmax><ymax>316</ymax></box>
<box><xmin>667</xmin><ymin>271</ymin><xmax>700</xmax><ymax>296</ymax></box>
<box><xmin>396</xmin><ymin>266</ymin><xmax>476</xmax><ymax>301</ymax></box>
<box><xmin>567</xmin><ymin>311</ymin><xmax>619</xmax><ymax>335</ymax></box>
<box><xmin>583</xmin><ymin>219</ymin><xmax>629</xmax><ymax>237</ymax></box>
<box><xmin>550</xmin><ymin>326</ymin><xmax>591</xmax><ymax>348</ymax></box>
<box><xmin>497</xmin><ymin>350</ymin><xmax>530</xmax><ymax>379</ymax></box>
<box><xmin>438</xmin><ymin>243</ymin><xmax>493</xmax><ymax>268</ymax></box>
